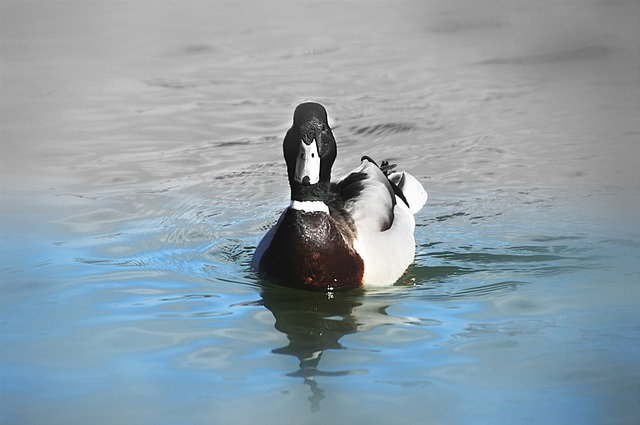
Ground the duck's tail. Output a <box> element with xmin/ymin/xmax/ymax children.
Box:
<box><xmin>387</xmin><ymin>170</ymin><xmax>428</xmax><ymax>214</ymax></box>
<box><xmin>360</xmin><ymin>156</ymin><xmax>428</xmax><ymax>215</ymax></box>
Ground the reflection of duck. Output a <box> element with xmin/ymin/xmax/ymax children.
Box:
<box><xmin>252</xmin><ymin>102</ymin><xmax>427</xmax><ymax>291</ymax></box>
<box><xmin>260</xmin><ymin>285</ymin><xmax>405</xmax><ymax>412</ymax></box>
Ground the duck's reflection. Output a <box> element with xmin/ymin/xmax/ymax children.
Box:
<box><xmin>260</xmin><ymin>284</ymin><xmax>401</xmax><ymax>412</ymax></box>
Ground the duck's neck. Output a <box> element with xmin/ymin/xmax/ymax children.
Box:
<box><xmin>289</xmin><ymin>180</ymin><xmax>330</xmax><ymax>207</ymax></box>
<box><xmin>289</xmin><ymin>180</ymin><xmax>330</xmax><ymax>202</ymax></box>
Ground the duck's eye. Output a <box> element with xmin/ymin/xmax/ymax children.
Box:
<box><xmin>311</xmin><ymin>153</ymin><xmax>315</xmax><ymax>158</ymax></box>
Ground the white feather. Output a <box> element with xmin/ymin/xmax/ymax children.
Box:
<box><xmin>353</xmin><ymin>199</ymin><xmax>416</xmax><ymax>286</ymax></box>
<box><xmin>252</xmin><ymin>210</ymin><xmax>286</xmax><ymax>270</ymax></box>
<box><xmin>339</xmin><ymin>161</ymin><xmax>421</xmax><ymax>286</ymax></box>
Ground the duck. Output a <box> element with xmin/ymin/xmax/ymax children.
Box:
<box><xmin>252</xmin><ymin>102</ymin><xmax>427</xmax><ymax>291</ymax></box>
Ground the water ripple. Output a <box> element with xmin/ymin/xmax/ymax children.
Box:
<box><xmin>478</xmin><ymin>44</ymin><xmax>613</xmax><ymax>65</ymax></box>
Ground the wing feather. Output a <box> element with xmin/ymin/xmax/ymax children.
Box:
<box><xmin>332</xmin><ymin>160</ymin><xmax>396</xmax><ymax>233</ymax></box>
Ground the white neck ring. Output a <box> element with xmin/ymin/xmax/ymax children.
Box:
<box><xmin>289</xmin><ymin>200</ymin><xmax>329</xmax><ymax>213</ymax></box>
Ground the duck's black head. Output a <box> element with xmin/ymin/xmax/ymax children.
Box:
<box><xmin>283</xmin><ymin>102</ymin><xmax>337</xmax><ymax>202</ymax></box>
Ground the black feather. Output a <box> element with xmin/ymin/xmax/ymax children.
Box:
<box><xmin>379</xmin><ymin>160</ymin><xmax>397</xmax><ymax>176</ymax></box>
<box><xmin>333</xmin><ymin>171</ymin><xmax>368</xmax><ymax>202</ymax></box>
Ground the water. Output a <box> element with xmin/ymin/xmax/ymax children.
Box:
<box><xmin>1</xmin><ymin>1</ymin><xmax>639</xmax><ymax>424</ymax></box>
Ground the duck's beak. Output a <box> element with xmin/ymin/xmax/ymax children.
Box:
<box><xmin>294</xmin><ymin>139</ymin><xmax>321</xmax><ymax>185</ymax></box>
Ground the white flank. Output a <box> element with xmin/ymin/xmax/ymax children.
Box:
<box><xmin>353</xmin><ymin>198</ymin><xmax>416</xmax><ymax>286</ymax></box>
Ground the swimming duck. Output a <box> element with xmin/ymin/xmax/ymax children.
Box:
<box><xmin>252</xmin><ymin>102</ymin><xmax>427</xmax><ymax>291</ymax></box>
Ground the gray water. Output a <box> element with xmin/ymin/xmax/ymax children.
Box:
<box><xmin>1</xmin><ymin>1</ymin><xmax>639</xmax><ymax>424</ymax></box>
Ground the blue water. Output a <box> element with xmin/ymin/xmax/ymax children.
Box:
<box><xmin>1</xmin><ymin>1</ymin><xmax>639</xmax><ymax>424</ymax></box>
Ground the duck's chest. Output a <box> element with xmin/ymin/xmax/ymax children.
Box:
<box><xmin>259</xmin><ymin>210</ymin><xmax>364</xmax><ymax>290</ymax></box>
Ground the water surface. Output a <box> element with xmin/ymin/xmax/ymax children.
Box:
<box><xmin>1</xmin><ymin>1</ymin><xmax>639</xmax><ymax>424</ymax></box>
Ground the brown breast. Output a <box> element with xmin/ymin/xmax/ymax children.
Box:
<box><xmin>258</xmin><ymin>209</ymin><xmax>364</xmax><ymax>291</ymax></box>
